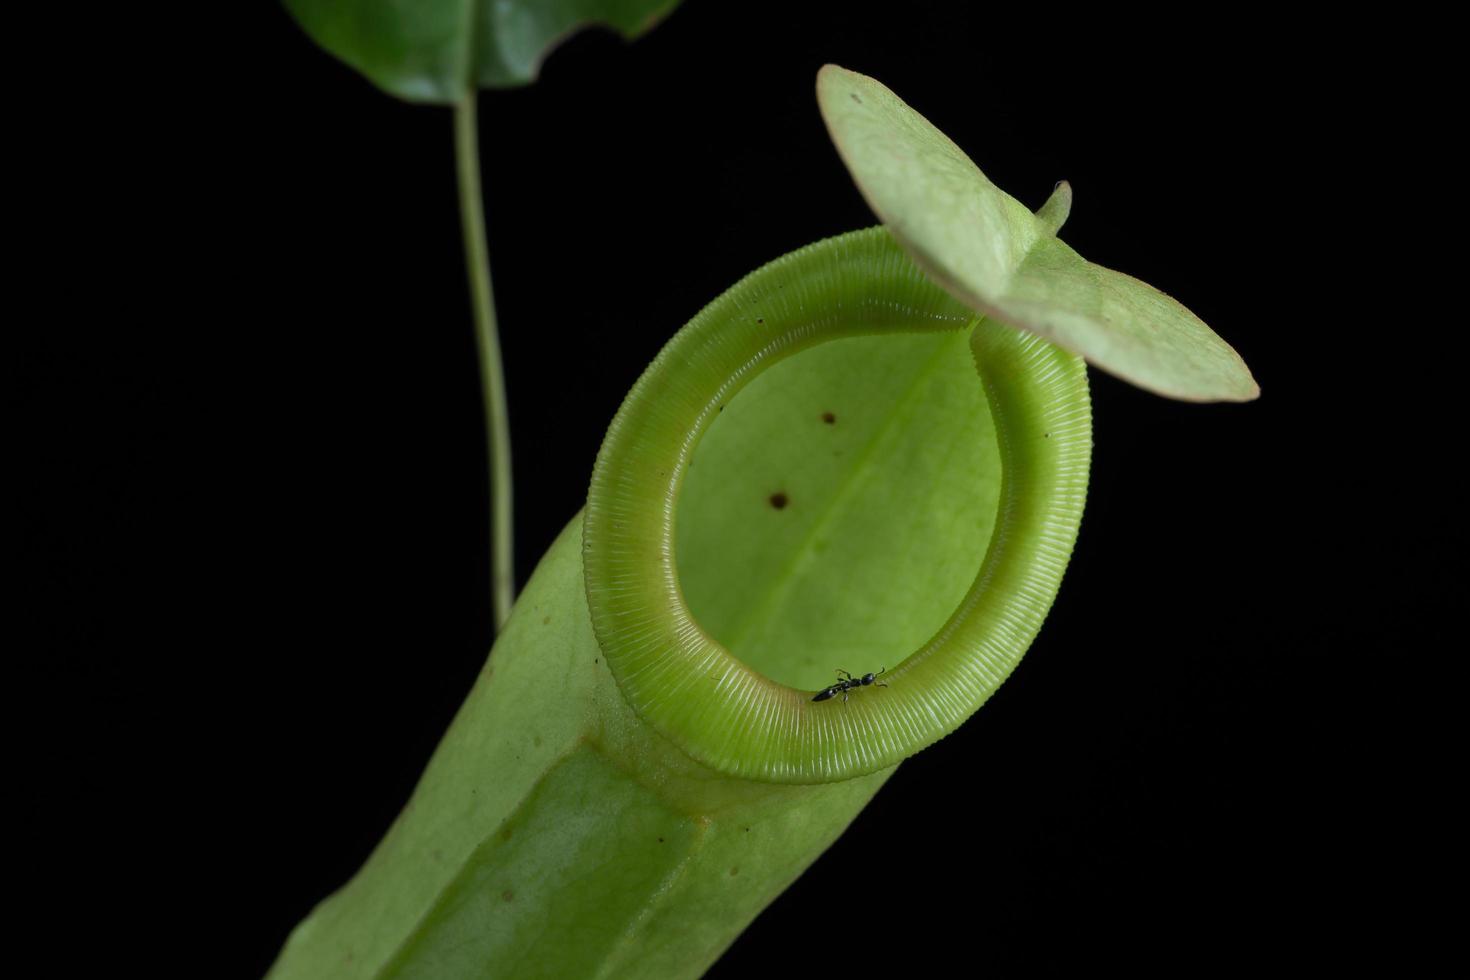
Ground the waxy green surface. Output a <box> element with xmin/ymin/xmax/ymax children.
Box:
<box><xmin>284</xmin><ymin>0</ymin><xmax>683</xmax><ymax>101</ymax></box>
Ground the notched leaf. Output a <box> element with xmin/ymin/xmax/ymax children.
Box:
<box><xmin>816</xmin><ymin>64</ymin><xmax>1259</xmax><ymax>403</ymax></box>
<box><xmin>286</xmin><ymin>0</ymin><xmax>685</xmax><ymax>102</ymax></box>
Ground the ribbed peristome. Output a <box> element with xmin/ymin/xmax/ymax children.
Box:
<box><xmin>583</xmin><ymin>227</ymin><xmax>1091</xmax><ymax>783</ymax></box>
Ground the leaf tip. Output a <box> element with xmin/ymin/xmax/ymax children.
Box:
<box><xmin>1137</xmin><ymin>349</ymin><xmax>1262</xmax><ymax>403</ymax></box>
<box><xmin>1232</xmin><ymin>371</ymin><xmax>1263</xmax><ymax>403</ymax></box>
<box><xmin>815</xmin><ymin>63</ymin><xmax>862</xmax><ymax>113</ymax></box>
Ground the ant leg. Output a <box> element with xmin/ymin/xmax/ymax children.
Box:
<box><xmin>836</xmin><ymin>668</ymin><xmax>851</xmax><ymax>680</ymax></box>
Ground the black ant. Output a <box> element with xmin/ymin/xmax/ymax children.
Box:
<box><xmin>811</xmin><ymin>668</ymin><xmax>887</xmax><ymax>703</ymax></box>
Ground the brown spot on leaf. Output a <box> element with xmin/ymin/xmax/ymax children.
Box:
<box><xmin>769</xmin><ymin>492</ymin><xmax>789</xmax><ymax>510</ymax></box>
<box><xmin>821</xmin><ymin>411</ymin><xmax>836</xmax><ymax>425</ymax></box>
<box><xmin>499</xmin><ymin>824</ymin><xmax>514</xmax><ymax>842</ymax></box>
<box><xmin>542</xmin><ymin>615</ymin><xmax>551</xmax><ymax>625</ymax></box>
<box><xmin>851</xmin><ymin>93</ymin><xmax>862</xmax><ymax>103</ymax></box>
<box><xmin>502</xmin><ymin>890</ymin><xmax>514</xmax><ymax>902</ymax></box>
<box><xmin>729</xmin><ymin>866</ymin><xmax>740</xmax><ymax>876</ymax></box>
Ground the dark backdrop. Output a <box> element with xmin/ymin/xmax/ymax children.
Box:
<box><xmin>42</xmin><ymin>3</ymin><xmax>1445</xmax><ymax>975</ymax></box>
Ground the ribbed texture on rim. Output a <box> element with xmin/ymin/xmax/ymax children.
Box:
<box><xmin>584</xmin><ymin>227</ymin><xmax>1091</xmax><ymax>783</ymax></box>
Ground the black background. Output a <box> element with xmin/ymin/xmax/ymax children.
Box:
<box><xmin>36</xmin><ymin>3</ymin><xmax>1449</xmax><ymax>976</ymax></box>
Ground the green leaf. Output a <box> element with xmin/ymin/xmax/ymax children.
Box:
<box><xmin>995</xmin><ymin>236</ymin><xmax>1259</xmax><ymax>402</ymax></box>
<box><xmin>817</xmin><ymin>64</ymin><xmax>1259</xmax><ymax>403</ymax></box>
<box><xmin>284</xmin><ymin>0</ymin><xmax>684</xmax><ymax>102</ymax></box>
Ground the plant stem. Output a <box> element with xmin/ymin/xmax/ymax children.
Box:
<box><xmin>455</xmin><ymin>93</ymin><xmax>515</xmax><ymax>632</ymax></box>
